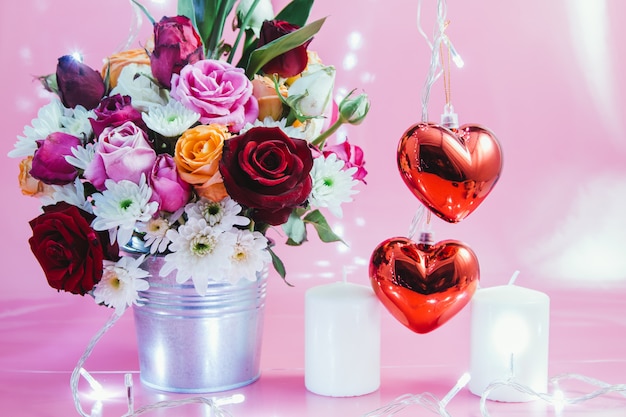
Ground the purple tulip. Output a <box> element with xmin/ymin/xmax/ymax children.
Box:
<box><xmin>56</xmin><ymin>55</ymin><xmax>106</xmax><ymax>110</ymax></box>
<box><xmin>30</xmin><ymin>132</ymin><xmax>81</xmax><ymax>185</ymax></box>
<box><xmin>151</xmin><ymin>16</ymin><xmax>204</xmax><ymax>89</ymax></box>
<box><xmin>148</xmin><ymin>154</ymin><xmax>192</xmax><ymax>212</ymax></box>
<box><xmin>90</xmin><ymin>94</ymin><xmax>147</xmax><ymax>138</ymax></box>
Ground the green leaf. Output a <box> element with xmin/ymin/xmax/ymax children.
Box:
<box><xmin>303</xmin><ymin>209</ymin><xmax>345</xmax><ymax>243</ymax></box>
<box><xmin>131</xmin><ymin>0</ymin><xmax>156</xmax><ymax>25</ymax></box>
<box><xmin>282</xmin><ymin>211</ymin><xmax>307</xmax><ymax>245</ymax></box>
<box><xmin>268</xmin><ymin>247</ymin><xmax>293</xmax><ymax>286</ymax></box>
<box><xmin>276</xmin><ymin>0</ymin><xmax>315</xmax><ymax>26</ymax></box>
<box><xmin>245</xmin><ymin>16</ymin><xmax>326</xmax><ymax>78</ymax></box>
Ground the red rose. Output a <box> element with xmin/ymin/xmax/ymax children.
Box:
<box><xmin>219</xmin><ymin>127</ymin><xmax>313</xmax><ymax>225</ymax></box>
<box><xmin>28</xmin><ymin>202</ymin><xmax>119</xmax><ymax>295</ymax></box>
<box><xmin>258</xmin><ymin>20</ymin><xmax>312</xmax><ymax>78</ymax></box>
<box><xmin>151</xmin><ymin>15</ymin><xmax>204</xmax><ymax>89</ymax></box>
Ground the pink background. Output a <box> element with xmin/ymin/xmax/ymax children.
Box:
<box><xmin>1</xmin><ymin>0</ymin><xmax>625</xmax><ymax>415</ymax></box>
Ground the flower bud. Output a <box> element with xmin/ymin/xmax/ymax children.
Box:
<box><xmin>338</xmin><ymin>90</ymin><xmax>370</xmax><ymax>125</ymax></box>
<box><xmin>56</xmin><ymin>55</ymin><xmax>106</xmax><ymax>110</ymax></box>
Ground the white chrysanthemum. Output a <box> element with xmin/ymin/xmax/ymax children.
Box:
<box><xmin>160</xmin><ymin>217</ymin><xmax>238</xmax><ymax>295</ymax></box>
<box><xmin>111</xmin><ymin>63</ymin><xmax>167</xmax><ymax>111</ymax></box>
<box><xmin>309</xmin><ymin>153</ymin><xmax>359</xmax><ymax>218</ymax></box>
<box><xmin>8</xmin><ymin>99</ymin><xmax>64</xmax><ymax>158</ymax></box>
<box><xmin>91</xmin><ymin>176</ymin><xmax>159</xmax><ymax>246</ymax></box>
<box><xmin>239</xmin><ymin>116</ymin><xmax>306</xmax><ymax>139</ymax></box>
<box><xmin>39</xmin><ymin>177</ymin><xmax>93</xmax><ymax>213</ymax></box>
<box><xmin>93</xmin><ymin>255</ymin><xmax>150</xmax><ymax>314</ymax></box>
<box><xmin>139</xmin><ymin>216</ymin><xmax>172</xmax><ymax>254</ymax></box>
<box><xmin>65</xmin><ymin>142</ymin><xmax>95</xmax><ymax>170</ymax></box>
<box><xmin>185</xmin><ymin>197</ymin><xmax>249</xmax><ymax>231</ymax></box>
<box><xmin>227</xmin><ymin>230</ymin><xmax>271</xmax><ymax>283</ymax></box>
<box><xmin>142</xmin><ymin>100</ymin><xmax>201</xmax><ymax>137</ymax></box>
<box><xmin>60</xmin><ymin>105</ymin><xmax>95</xmax><ymax>141</ymax></box>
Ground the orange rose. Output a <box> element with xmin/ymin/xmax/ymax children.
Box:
<box><xmin>102</xmin><ymin>49</ymin><xmax>151</xmax><ymax>89</ymax></box>
<box><xmin>252</xmin><ymin>75</ymin><xmax>287</xmax><ymax>121</ymax></box>
<box><xmin>19</xmin><ymin>157</ymin><xmax>53</xmax><ymax>197</ymax></box>
<box><xmin>174</xmin><ymin>124</ymin><xmax>231</xmax><ymax>201</ymax></box>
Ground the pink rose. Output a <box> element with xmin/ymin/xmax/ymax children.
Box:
<box><xmin>148</xmin><ymin>154</ymin><xmax>192</xmax><ymax>212</ymax></box>
<box><xmin>170</xmin><ymin>59</ymin><xmax>259</xmax><ymax>132</ymax></box>
<box><xmin>84</xmin><ymin>121</ymin><xmax>156</xmax><ymax>190</ymax></box>
<box><xmin>30</xmin><ymin>132</ymin><xmax>81</xmax><ymax>185</ymax></box>
<box><xmin>323</xmin><ymin>140</ymin><xmax>368</xmax><ymax>183</ymax></box>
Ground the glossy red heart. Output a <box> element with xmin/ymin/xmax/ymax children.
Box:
<box><xmin>369</xmin><ymin>235</ymin><xmax>479</xmax><ymax>334</ymax></box>
<box><xmin>397</xmin><ymin>122</ymin><xmax>503</xmax><ymax>223</ymax></box>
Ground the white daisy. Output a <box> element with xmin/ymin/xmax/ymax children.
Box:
<box><xmin>142</xmin><ymin>100</ymin><xmax>201</xmax><ymax>137</ymax></box>
<box><xmin>65</xmin><ymin>142</ymin><xmax>95</xmax><ymax>171</ymax></box>
<box><xmin>238</xmin><ymin>116</ymin><xmax>306</xmax><ymax>139</ymax></box>
<box><xmin>309</xmin><ymin>153</ymin><xmax>359</xmax><ymax>218</ymax></box>
<box><xmin>227</xmin><ymin>230</ymin><xmax>271</xmax><ymax>283</ymax></box>
<box><xmin>39</xmin><ymin>177</ymin><xmax>93</xmax><ymax>213</ymax></box>
<box><xmin>138</xmin><ymin>216</ymin><xmax>172</xmax><ymax>254</ymax></box>
<box><xmin>60</xmin><ymin>105</ymin><xmax>95</xmax><ymax>141</ymax></box>
<box><xmin>93</xmin><ymin>255</ymin><xmax>150</xmax><ymax>314</ymax></box>
<box><xmin>185</xmin><ymin>197</ymin><xmax>249</xmax><ymax>231</ymax></box>
<box><xmin>91</xmin><ymin>175</ymin><xmax>159</xmax><ymax>246</ymax></box>
<box><xmin>9</xmin><ymin>99</ymin><xmax>63</xmax><ymax>158</ymax></box>
<box><xmin>160</xmin><ymin>217</ymin><xmax>237</xmax><ymax>295</ymax></box>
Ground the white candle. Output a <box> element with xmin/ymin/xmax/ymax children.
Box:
<box><xmin>304</xmin><ymin>281</ymin><xmax>380</xmax><ymax>397</ymax></box>
<box><xmin>468</xmin><ymin>282</ymin><xmax>550</xmax><ymax>402</ymax></box>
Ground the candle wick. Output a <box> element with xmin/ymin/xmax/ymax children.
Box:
<box><xmin>508</xmin><ymin>270</ymin><xmax>521</xmax><ymax>286</ymax></box>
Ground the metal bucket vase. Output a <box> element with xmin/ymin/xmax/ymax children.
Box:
<box><xmin>132</xmin><ymin>254</ymin><xmax>267</xmax><ymax>393</ymax></box>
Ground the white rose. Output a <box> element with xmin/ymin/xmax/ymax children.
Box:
<box><xmin>110</xmin><ymin>64</ymin><xmax>167</xmax><ymax>111</ymax></box>
<box><xmin>237</xmin><ymin>0</ymin><xmax>274</xmax><ymax>36</ymax></box>
<box><xmin>287</xmin><ymin>64</ymin><xmax>336</xmax><ymax>118</ymax></box>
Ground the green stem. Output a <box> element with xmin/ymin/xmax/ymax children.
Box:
<box><xmin>227</xmin><ymin>0</ymin><xmax>261</xmax><ymax>64</ymax></box>
<box><xmin>311</xmin><ymin>118</ymin><xmax>344</xmax><ymax>148</ymax></box>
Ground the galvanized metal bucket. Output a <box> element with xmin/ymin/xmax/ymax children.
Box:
<box><xmin>132</xmin><ymin>255</ymin><xmax>267</xmax><ymax>393</ymax></box>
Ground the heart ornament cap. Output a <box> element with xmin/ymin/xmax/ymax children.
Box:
<box><xmin>397</xmin><ymin>122</ymin><xmax>503</xmax><ymax>223</ymax></box>
<box><xmin>369</xmin><ymin>233</ymin><xmax>479</xmax><ymax>334</ymax></box>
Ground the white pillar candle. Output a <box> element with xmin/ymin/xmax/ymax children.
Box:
<box><xmin>305</xmin><ymin>281</ymin><xmax>380</xmax><ymax>397</ymax></box>
<box><xmin>468</xmin><ymin>283</ymin><xmax>550</xmax><ymax>402</ymax></box>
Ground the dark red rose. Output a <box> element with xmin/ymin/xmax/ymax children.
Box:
<box><xmin>219</xmin><ymin>127</ymin><xmax>313</xmax><ymax>225</ymax></box>
<box><xmin>56</xmin><ymin>55</ymin><xmax>106</xmax><ymax>110</ymax></box>
<box><xmin>90</xmin><ymin>94</ymin><xmax>146</xmax><ymax>138</ymax></box>
<box><xmin>151</xmin><ymin>15</ymin><xmax>204</xmax><ymax>89</ymax></box>
<box><xmin>30</xmin><ymin>132</ymin><xmax>81</xmax><ymax>185</ymax></box>
<box><xmin>258</xmin><ymin>20</ymin><xmax>312</xmax><ymax>78</ymax></box>
<box><xmin>28</xmin><ymin>202</ymin><xmax>119</xmax><ymax>295</ymax></box>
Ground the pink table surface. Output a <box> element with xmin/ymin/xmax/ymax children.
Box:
<box><xmin>1</xmin><ymin>277</ymin><xmax>625</xmax><ymax>416</ymax></box>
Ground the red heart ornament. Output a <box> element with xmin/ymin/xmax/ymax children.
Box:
<box><xmin>397</xmin><ymin>122</ymin><xmax>503</xmax><ymax>223</ymax></box>
<box><xmin>369</xmin><ymin>235</ymin><xmax>479</xmax><ymax>334</ymax></box>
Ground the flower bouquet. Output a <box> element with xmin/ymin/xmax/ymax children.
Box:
<box><xmin>9</xmin><ymin>0</ymin><xmax>370</xmax><ymax>312</ymax></box>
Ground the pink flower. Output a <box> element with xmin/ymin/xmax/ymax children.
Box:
<box><xmin>170</xmin><ymin>59</ymin><xmax>259</xmax><ymax>132</ymax></box>
<box><xmin>30</xmin><ymin>132</ymin><xmax>81</xmax><ymax>185</ymax></box>
<box><xmin>148</xmin><ymin>154</ymin><xmax>192</xmax><ymax>213</ymax></box>
<box><xmin>90</xmin><ymin>94</ymin><xmax>146</xmax><ymax>138</ymax></box>
<box><xmin>84</xmin><ymin>121</ymin><xmax>156</xmax><ymax>190</ymax></box>
<box><xmin>151</xmin><ymin>16</ymin><xmax>204</xmax><ymax>89</ymax></box>
<box><xmin>323</xmin><ymin>140</ymin><xmax>368</xmax><ymax>183</ymax></box>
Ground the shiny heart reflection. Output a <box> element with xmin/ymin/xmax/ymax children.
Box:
<box><xmin>397</xmin><ymin>122</ymin><xmax>503</xmax><ymax>223</ymax></box>
<box><xmin>369</xmin><ymin>236</ymin><xmax>479</xmax><ymax>334</ymax></box>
